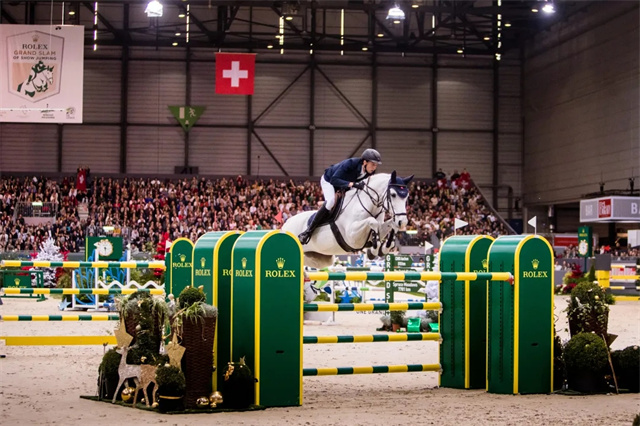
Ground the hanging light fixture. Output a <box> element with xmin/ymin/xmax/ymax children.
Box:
<box><xmin>386</xmin><ymin>5</ymin><xmax>405</xmax><ymax>22</ymax></box>
<box><xmin>145</xmin><ymin>0</ymin><xmax>163</xmax><ymax>17</ymax></box>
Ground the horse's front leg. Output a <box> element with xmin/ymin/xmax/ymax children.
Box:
<box><xmin>377</xmin><ymin>229</ymin><xmax>397</xmax><ymax>257</ymax></box>
<box><xmin>346</xmin><ymin>217</ymin><xmax>380</xmax><ymax>251</ymax></box>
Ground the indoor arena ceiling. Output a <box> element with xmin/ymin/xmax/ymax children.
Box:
<box><xmin>1</xmin><ymin>0</ymin><xmax>590</xmax><ymax>57</ymax></box>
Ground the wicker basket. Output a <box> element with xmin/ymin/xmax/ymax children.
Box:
<box><xmin>124</xmin><ymin>313</ymin><xmax>138</xmax><ymax>346</ymax></box>
<box><xmin>181</xmin><ymin>316</ymin><xmax>216</xmax><ymax>408</ymax></box>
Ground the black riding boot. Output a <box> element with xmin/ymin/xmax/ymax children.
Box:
<box><xmin>298</xmin><ymin>206</ymin><xmax>331</xmax><ymax>244</ymax></box>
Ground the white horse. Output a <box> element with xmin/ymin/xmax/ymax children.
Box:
<box><xmin>17</xmin><ymin>61</ymin><xmax>54</xmax><ymax>98</ymax></box>
<box><xmin>282</xmin><ymin>171</ymin><xmax>413</xmax><ymax>269</ymax></box>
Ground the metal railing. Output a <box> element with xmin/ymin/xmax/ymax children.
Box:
<box><xmin>14</xmin><ymin>202</ymin><xmax>58</xmax><ymax>218</ymax></box>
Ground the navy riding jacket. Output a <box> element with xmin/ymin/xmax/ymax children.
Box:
<box><xmin>323</xmin><ymin>157</ymin><xmax>374</xmax><ymax>189</ymax></box>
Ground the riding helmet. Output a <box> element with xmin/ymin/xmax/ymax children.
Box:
<box><xmin>361</xmin><ymin>148</ymin><xmax>382</xmax><ymax>164</ymax></box>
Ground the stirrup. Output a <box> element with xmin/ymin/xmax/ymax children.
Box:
<box><xmin>298</xmin><ymin>230</ymin><xmax>312</xmax><ymax>244</ymax></box>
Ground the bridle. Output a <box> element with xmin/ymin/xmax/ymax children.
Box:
<box><xmin>327</xmin><ymin>177</ymin><xmax>408</xmax><ymax>253</ymax></box>
<box><xmin>349</xmin><ymin>180</ymin><xmax>407</xmax><ymax>229</ymax></box>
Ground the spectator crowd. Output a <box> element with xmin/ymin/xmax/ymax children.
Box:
<box><xmin>1</xmin><ymin>170</ymin><xmax>513</xmax><ymax>255</ymax></box>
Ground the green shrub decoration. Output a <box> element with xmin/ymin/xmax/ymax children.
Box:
<box><xmin>611</xmin><ymin>345</ymin><xmax>640</xmax><ymax>392</ymax></box>
<box><xmin>99</xmin><ymin>347</ymin><xmax>122</xmax><ymax>377</ymax></box>
<box><xmin>567</xmin><ymin>281</ymin><xmax>609</xmax><ymax>337</ymax></box>
<box><xmin>564</xmin><ymin>332</ymin><xmax>608</xmax><ymax>373</ymax></box>
<box><xmin>178</xmin><ymin>286</ymin><xmax>206</xmax><ymax>309</ymax></box>
<box><xmin>390</xmin><ymin>310</ymin><xmax>406</xmax><ymax>326</ymax></box>
<box><xmin>155</xmin><ymin>365</ymin><xmax>186</xmax><ymax>397</ymax></box>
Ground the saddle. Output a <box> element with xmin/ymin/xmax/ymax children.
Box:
<box><xmin>305</xmin><ymin>190</ymin><xmax>374</xmax><ymax>253</ymax></box>
<box><xmin>305</xmin><ymin>190</ymin><xmax>346</xmax><ymax>228</ymax></box>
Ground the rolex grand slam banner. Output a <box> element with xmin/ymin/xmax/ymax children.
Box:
<box><xmin>0</xmin><ymin>25</ymin><xmax>84</xmax><ymax>123</ymax></box>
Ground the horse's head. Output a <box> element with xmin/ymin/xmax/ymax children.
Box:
<box><xmin>387</xmin><ymin>170</ymin><xmax>413</xmax><ymax>230</ymax></box>
<box><xmin>31</xmin><ymin>61</ymin><xmax>54</xmax><ymax>92</ymax></box>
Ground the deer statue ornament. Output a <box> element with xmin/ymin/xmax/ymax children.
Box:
<box><xmin>112</xmin><ymin>345</ymin><xmax>159</xmax><ymax>407</ymax></box>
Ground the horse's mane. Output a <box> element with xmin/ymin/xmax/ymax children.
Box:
<box><xmin>366</xmin><ymin>172</ymin><xmax>391</xmax><ymax>188</ymax></box>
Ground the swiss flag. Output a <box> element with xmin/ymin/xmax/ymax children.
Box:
<box><xmin>215</xmin><ymin>53</ymin><xmax>256</xmax><ymax>95</ymax></box>
<box><xmin>76</xmin><ymin>168</ymin><xmax>87</xmax><ymax>191</ymax></box>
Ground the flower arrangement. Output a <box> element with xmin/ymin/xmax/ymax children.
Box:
<box><xmin>557</xmin><ymin>263</ymin><xmax>587</xmax><ymax>294</ymax></box>
<box><xmin>566</xmin><ymin>281</ymin><xmax>609</xmax><ymax>338</ymax></box>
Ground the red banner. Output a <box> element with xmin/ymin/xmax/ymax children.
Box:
<box><xmin>76</xmin><ymin>168</ymin><xmax>87</xmax><ymax>191</ymax></box>
<box><xmin>215</xmin><ymin>53</ymin><xmax>256</xmax><ymax>95</ymax></box>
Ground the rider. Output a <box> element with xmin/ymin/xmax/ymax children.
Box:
<box><xmin>298</xmin><ymin>148</ymin><xmax>382</xmax><ymax>244</ymax></box>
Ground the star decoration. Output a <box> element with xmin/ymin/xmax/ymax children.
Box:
<box><xmin>114</xmin><ymin>320</ymin><xmax>134</xmax><ymax>348</ymax></box>
<box><xmin>166</xmin><ymin>334</ymin><xmax>186</xmax><ymax>369</ymax></box>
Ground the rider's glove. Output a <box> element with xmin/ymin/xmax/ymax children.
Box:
<box><xmin>353</xmin><ymin>181</ymin><xmax>365</xmax><ymax>190</ymax></box>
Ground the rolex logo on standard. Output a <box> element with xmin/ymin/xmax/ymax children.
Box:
<box><xmin>522</xmin><ymin>259</ymin><xmax>547</xmax><ymax>278</ymax></box>
<box><xmin>235</xmin><ymin>257</ymin><xmax>253</xmax><ymax>277</ymax></box>
<box><xmin>172</xmin><ymin>253</ymin><xmax>192</xmax><ymax>268</ymax></box>
<box><xmin>265</xmin><ymin>257</ymin><xmax>295</xmax><ymax>278</ymax></box>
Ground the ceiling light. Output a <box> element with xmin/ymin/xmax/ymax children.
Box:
<box><xmin>362</xmin><ymin>47</ymin><xmax>368</xmax><ymax>51</ymax></box>
<box><xmin>411</xmin><ymin>3</ymin><xmax>419</xmax><ymax>8</ymax></box>
<box><xmin>178</xmin><ymin>13</ymin><xmax>186</xmax><ymax>18</ymax></box>
<box><xmin>175</xmin><ymin>32</ymin><xmax>181</xmax><ymax>36</ymax></box>
<box><xmin>172</xmin><ymin>42</ymin><xmax>178</xmax><ymax>46</ymax></box>
<box><xmin>387</xmin><ymin>5</ymin><xmax>405</xmax><ymax>21</ymax></box>
<box><xmin>393</xmin><ymin>20</ymin><xmax>401</xmax><ymax>24</ymax></box>
<box><xmin>267</xmin><ymin>44</ymin><xmax>273</xmax><ymax>49</ymax></box>
<box><xmin>531</xmin><ymin>8</ymin><xmax>539</xmax><ymax>13</ymax></box>
<box><xmin>145</xmin><ymin>0</ymin><xmax>163</xmax><ymax>17</ymax></box>
<box><xmin>505</xmin><ymin>22</ymin><xmax>511</xmax><ymax>27</ymax></box>
<box><xmin>285</xmin><ymin>16</ymin><xmax>293</xmax><ymax>21</ymax></box>
<box><xmin>457</xmin><ymin>48</ymin><xmax>464</xmax><ymax>54</ymax></box>
<box><xmin>542</xmin><ymin>3</ymin><xmax>555</xmax><ymax>13</ymax></box>
<box><xmin>68</xmin><ymin>10</ymin><xmax>76</xmax><ymax>16</ymax></box>
<box><xmin>377</xmin><ymin>33</ymin><xmax>384</xmax><ymax>37</ymax></box>
<box><xmin>483</xmin><ymin>36</ymin><xmax>490</xmax><ymax>41</ymax></box>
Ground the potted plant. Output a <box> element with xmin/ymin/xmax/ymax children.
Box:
<box><xmin>566</xmin><ymin>281</ymin><xmax>609</xmax><ymax>338</ymax></box>
<box><xmin>174</xmin><ymin>286</ymin><xmax>218</xmax><ymax>408</ymax></box>
<box><xmin>611</xmin><ymin>345</ymin><xmax>640</xmax><ymax>392</ymax></box>
<box><xmin>119</xmin><ymin>290</ymin><xmax>168</xmax><ymax>356</ymax></box>
<box><xmin>98</xmin><ymin>347</ymin><xmax>122</xmax><ymax>400</ymax></box>
<box><xmin>390</xmin><ymin>310</ymin><xmax>406</xmax><ymax>332</ymax></box>
<box><xmin>155</xmin><ymin>364</ymin><xmax>186</xmax><ymax>412</ymax></box>
<box><xmin>178</xmin><ymin>286</ymin><xmax>206</xmax><ymax>309</ymax></box>
<box><xmin>564</xmin><ymin>332</ymin><xmax>608</xmax><ymax>393</ymax></box>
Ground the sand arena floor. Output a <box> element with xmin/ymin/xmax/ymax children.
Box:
<box><xmin>0</xmin><ymin>295</ymin><xmax>638</xmax><ymax>426</ymax></box>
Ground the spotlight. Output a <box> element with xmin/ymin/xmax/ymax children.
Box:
<box><xmin>386</xmin><ymin>5</ymin><xmax>405</xmax><ymax>21</ymax></box>
<box><xmin>145</xmin><ymin>0</ymin><xmax>163</xmax><ymax>17</ymax></box>
<box><xmin>542</xmin><ymin>3</ymin><xmax>555</xmax><ymax>14</ymax></box>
